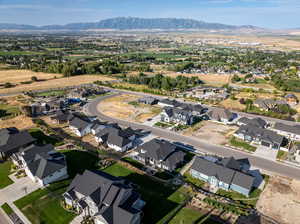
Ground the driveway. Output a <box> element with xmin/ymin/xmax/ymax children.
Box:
<box><xmin>0</xmin><ymin>174</ymin><xmax>41</xmax><ymax>224</ymax></box>
<box><xmin>254</xmin><ymin>146</ymin><xmax>278</xmax><ymax>161</ymax></box>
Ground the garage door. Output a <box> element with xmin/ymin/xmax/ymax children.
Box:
<box><xmin>261</xmin><ymin>141</ymin><xmax>270</xmax><ymax>147</ymax></box>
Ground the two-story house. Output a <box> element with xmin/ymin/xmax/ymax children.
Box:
<box><xmin>134</xmin><ymin>139</ymin><xmax>186</xmax><ymax>171</ymax></box>
<box><xmin>63</xmin><ymin>170</ymin><xmax>145</xmax><ymax>224</ymax></box>
<box><xmin>0</xmin><ymin>127</ymin><xmax>36</xmax><ymax>160</ymax></box>
<box><xmin>11</xmin><ymin>144</ymin><xmax>68</xmax><ymax>186</ymax></box>
<box><xmin>160</xmin><ymin>107</ymin><xmax>196</xmax><ymax>125</ymax></box>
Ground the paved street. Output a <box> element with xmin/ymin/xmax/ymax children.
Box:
<box><xmin>86</xmin><ymin>94</ymin><xmax>300</xmax><ymax>180</ymax></box>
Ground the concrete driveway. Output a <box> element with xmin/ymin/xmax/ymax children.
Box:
<box><xmin>0</xmin><ymin>174</ymin><xmax>40</xmax><ymax>224</ymax></box>
<box><xmin>254</xmin><ymin>146</ymin><xmax>278</xmax><ymax>161</ymax></box>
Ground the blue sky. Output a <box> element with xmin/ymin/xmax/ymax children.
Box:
<box><xmin>0</xmin><ymin>0</ymin><xmax>299</xmax><ymax>28</ymax></box>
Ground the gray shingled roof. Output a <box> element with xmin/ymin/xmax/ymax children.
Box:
<box><xmin>236</xmin><ymin>124</ymin><xmax>284</xmax><ymax>145</ymax></box>
<box><xmin>208</xmin><ymin>108</ymin><xmax>233</xmax><ymax>121</ymax></box>
<box><xmin>69</xmin><ymin>117</ymin><xmax>91</xmax><ymax>131</ymax></box>
<box><xmin>0</xmin><ymin>128</ymin><xmax>36</xmax><ymax>154</ymax></box>
<box><xmin>66</xmin><ymin>170</ymin><xmax>143</xmax><ymax>224</ymax></box>
<box><xmin>191</xmin><ymin>157</ymin><xmax>254</xmax><ymax>190</ymax></box>
<box><xmin>162</xmin><ymin>150</ymin><xmax>186</xmax><ymax>170</ymax></box>
<box><xmin>137</xmin><ymin>139</ymin><xmax>177</xmax><ymax>161</ymax></box>
<box><xmin>238</xmin><ymin>117</ymin><xmax>267</xmax><ymax>128</ymax></box>
<box><xmin>273</xmin><ymin>122</ymin><xmax>300</xmax><ymax>135</ymax></box>
<box><xmin>96</xmin><ymin>127</ymin><xmax>133</xmax><ymax>147</ymax></box>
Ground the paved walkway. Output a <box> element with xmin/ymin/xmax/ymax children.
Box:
<box><xmin>0</xmin><ymin>174</ymin><xmax>41</xmax><ymax>224</ymax></box>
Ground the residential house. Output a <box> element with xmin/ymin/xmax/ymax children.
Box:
<box><xmin>95</xmin><ymin>127</ymin><xmax>136</xmax><ymax>152</ymax></box>
<box><xmin>190</xmin><ymin>156</ymin><xmax>254</xmax><ymax>196</ymax></box>
<box><xmin>253</xmin><ymin>98</ymin><xmax>287</xmax><ymax>111</ymax></box>
<box><xmin>185</xmin><ymin>87</ymin><xmax>229</xmax><ymax>100</ymax></box>
<box><xmin>285</xmin><ymin>94</ymin><xmax>298</xmax><ymax>106</ymax></box>
<box><xmin>160</xmin><ymin>107</ymin><xmax>196</xmax><ymax>125</ymax></box>
<box><xmin>50</xmin><ymin>110</ymin><xmax>74</xmax><ymax>124</ymax></box>
<box><xmin>237</xmin><ymin>117</ymin><xmax>267</xmax><ymax>128</ymax></box>
<box><xmin>0</xmin><ymin>127</ymin><xmax>36</xmax><ymax>159</ymax></box>
<box><xmin>180</xmin><ymin>104</ymin><xmax>206</xmax><ymax>116</ymax></box>
<box><xmin>234</xmin><ymin>124</ymin><xmax>284</xmax><ymax>150</ymax></box>
<box><xmin>292</xmin><ymin>144</ymin><xmax>300</xmax><ymax>163</ymax></box>
<box><xmin>158</xmin><ymin>99</ymin><xmax>183</xmax><ymax>108</ymax></box>
<box><xmin>135</xmin><ymin>139</ymin><xmax>186</xmax><ymax>171</ymax></box>
<box><xmin>63</xmin><ymin>170</ymin><xmax>145</xmax><ymax>224</ymax></box>
<box><xmin>12</xmin><ymin>144</ymin><xmax>68</xmax><ymax>186</ymax></box>
<box><xmin>208</xmin><ymin>108</ymin><xmax>235</xmax><ymax>124</ymax></box>
<box><xmin>90</xmin><ymin>120</ymin><xmax>107</xmax><ymax>135</ymax></box>
<box><xmin>138</xmin><ymin>97</ymin><xmax>158</xmax><ymax>105</ymax></box>
<box><xmin>69</xmin><ymin>117</ymin><xmax>93</xmax><ymax>137</ymax></box>
<box><xmin>68</xmin><ymin>86</ymin><xmax>107</xmax><ymax>100</ymax></box>
<box><xmin>272</xmin><ymin>122</ymin><xmax>300</xmax><ymax>141</ymax></box>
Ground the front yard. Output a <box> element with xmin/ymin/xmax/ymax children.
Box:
<box><xmin>0</xmin><ymin>161</ymin><xmax>13</xmax><ymax>189</ymax></box>
<box><xmin>229</xmin><ymin>137</ymin><xmax>257</xmax><ymax>152</ymax></box>
<box><xmin>13</xmin><ymin>150</ymin><xmax>100</xmax><ymax>224</ymax></box>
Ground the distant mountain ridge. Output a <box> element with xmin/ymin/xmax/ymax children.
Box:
<box><xmin>0</xmin><ymin>17</ymin><xmax>260</xmax><ymax>30</ymax></box>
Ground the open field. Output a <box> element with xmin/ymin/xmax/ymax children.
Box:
<box><xmin>98</xmin><ymin>94</ymin><xmax>162</xmax><ymax>123</ymax></box>
<box><xmin>0</xmin><ymin>115</ymin><xmax>35</xmax><ymax>130</ymax></box>
<box><xmin>0</xmin><ymin>69</ymin><xmax>62</xmax><ymax>84</ymax></box>
<box><xmin>182</xmin><ymin>121</ymin><xmax>237</xmax><ymax>145</ymax></box>
<box><xmin>257</xmin><ymin>176</ymin><xmax>300</xmax><ymax>224</ymax></box>
<box><xmin>219</xmin><ymin>98</ymin><xmax>246</xmax><ymax>111</ymax></box>
<box><xmin>0</xmin><ymin>74</ymin><xmax>115</xmax><ymax>94</ymax></box>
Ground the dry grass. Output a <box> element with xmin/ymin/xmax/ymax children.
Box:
<box><xmin>0</xmin><ymin>115</ymin><xmax>34</xmax><ymax>130</ymax></box>
<box><xmin>0</xmin><ymin>69</ymin><xmax>62</xmax><ymax>84</ymax></box>
<box><xmin>257</xmin><ymin>176</ymin><xmax>300</xmax><ymax>224</ymax></box>
<box><xmin>98</xmin><ymin>94</ymin><xmax>161</xmax><ymax>123</ymax></box>
<box><xmin>219</xmin><ymin>98</ymin><xmax>246</xmax><ymax>111</ymax></box>
<box><xmin>0</xmin><ymin>75</ymin><xmax>115</xmax><ymax>94</ymax></box>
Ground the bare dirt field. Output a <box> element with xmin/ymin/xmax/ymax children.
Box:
<box><xmin>257</xmin><ymin>176</ymin><xmax>300</xmax><ymax>224</ymax></box>
<box><xmin>98</xmin><ymin>94</ymin><xmax>162</xmax><ymax>123</ymax></box>
<box><xmin>182</xmin><ymin>121</ymin><xmax>237</xmax><ymax>145</ymax></box>
<box><xmin>0</xmin><ymin>69</ymin><xmax>62</xmax><ymax>84</ymax></box>
<box><xmin>0</xmin><ymin>75</ymin><xmax>114</xmax><ymax>94</ymax></box>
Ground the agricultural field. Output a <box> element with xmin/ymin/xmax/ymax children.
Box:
<box><xmin>0</xmin><ymin>74</ymin><xmax>115</xmax><ymax>94</ymax></box>
<box><xmin>0</xmin><ymin>69</ymin><xmax>62</xmax><ymax>84</ymax></box>
<box><xmin>98</xmin><ymin>94</ymin><xmax>162</xmax><ymax>123</ymax></box>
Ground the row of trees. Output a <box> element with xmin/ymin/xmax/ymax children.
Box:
<box><xmin>125</xmin><ymin>73</ymin><xmax>202</xmax><ymax>91</ymax></box>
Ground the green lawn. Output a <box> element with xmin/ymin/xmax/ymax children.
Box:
<box><xmin>277</xmin><ymin>150</ymin><xmax>288</xmax><ymax>160</ymax></box>
<box><xmin>216</xmin><ymin>188</ymin><xmax>262</xmax><ymax>207</ymax></box>
<box><xmin>169</xmin><ymin>207</ymin><xmax>204</xmax><ymax>224</ymax></box>
<box><xmin>1</xmin><ymin>203</ymin><xmax>13</xmax><ymax>216</ymax></box>
<box><xmin>121</xmin><ymin>157</ymin><xmax>145</xmax><ymax>170</ymax></box>
<box><xmin>229</xmin><ymin>137</ymin><xmax>256</xmax><ymax>152</ymax></box>
<box><xmin>14</xmin><ymin>150</ymin><xmax>100</xmax><ymax>224</ymax></box>
<box><xmin>0</xmin><ymin>161</ymin><xmax>13</xmax><ymax>189</ymax></box>
<box><xmin>184</xmin><ymin>173</ymin><xmax>205</xmax><ymax>188</ymax></box>
<box><xmin>35</xmin><ymin>90</ymin><xmax>66</xmax><ymax>97</ymax></box>
<box><xmin>102</xmin><ymin>163</ymin><xmax>190</xmax><ymax>224</ymax></box>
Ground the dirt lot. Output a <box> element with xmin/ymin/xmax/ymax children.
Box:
<box><xmin>257</xmin><ymin>176</ymin><xmax>300</xmax><ymax>224</ymax></box>
<box><xmin>0</xmin><ymin>74</ymin><xmax>114</xmax><ymax>94</ymax></box>
<box><xmin>0</xmin><ymin>69</ymin><xmax>62</xmax><ymax>84</ymax></box>
<box><xmin>98</xmin><ymin>94</ymin><xmax>162</xmax><ymax>123</ymax></box>
<box><xmin>182</xmin><ymin>120</ymin><xmax>237</xmax><ymax>145</ymax></box>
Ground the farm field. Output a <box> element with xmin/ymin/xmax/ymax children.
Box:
<box><xmin>0</xmin><ymin>69</ymin><xmax>62</xmax><ymax>84</ymax></box>
<box><xmin>0</xmin><ymin>74</ymin><xmax>115</xmax><ymax>94</ymax></box>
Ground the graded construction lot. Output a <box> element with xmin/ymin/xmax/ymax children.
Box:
<box><xmin>98</xmin><ymin>94</ymin><xmax>162</xmax><ymax>123</ymax></box>
<box><xmin>257</xmin><ymin>176</ymin><xmax>300</xmax><ymax>224</ymax></box>
<box><xmin>0</xmin><ymin>74</ymin><xmax>115</xmax><ymax>94</ymax></box>
<box><xmin>182</xmin><ymin>121</ymin><xmax>237</xmax><ymax>145</ymax></box>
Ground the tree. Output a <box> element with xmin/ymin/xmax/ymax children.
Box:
<box><xmin>31</xmin><ymin>76</ymin><xmax>38</xmax><ymax>82</ymax></box>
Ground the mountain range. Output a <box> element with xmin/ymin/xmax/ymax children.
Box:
<box><xmin>0</xmin><ymin>17</ymin><xmax>259</xmax><ymax>31</ymax></box>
